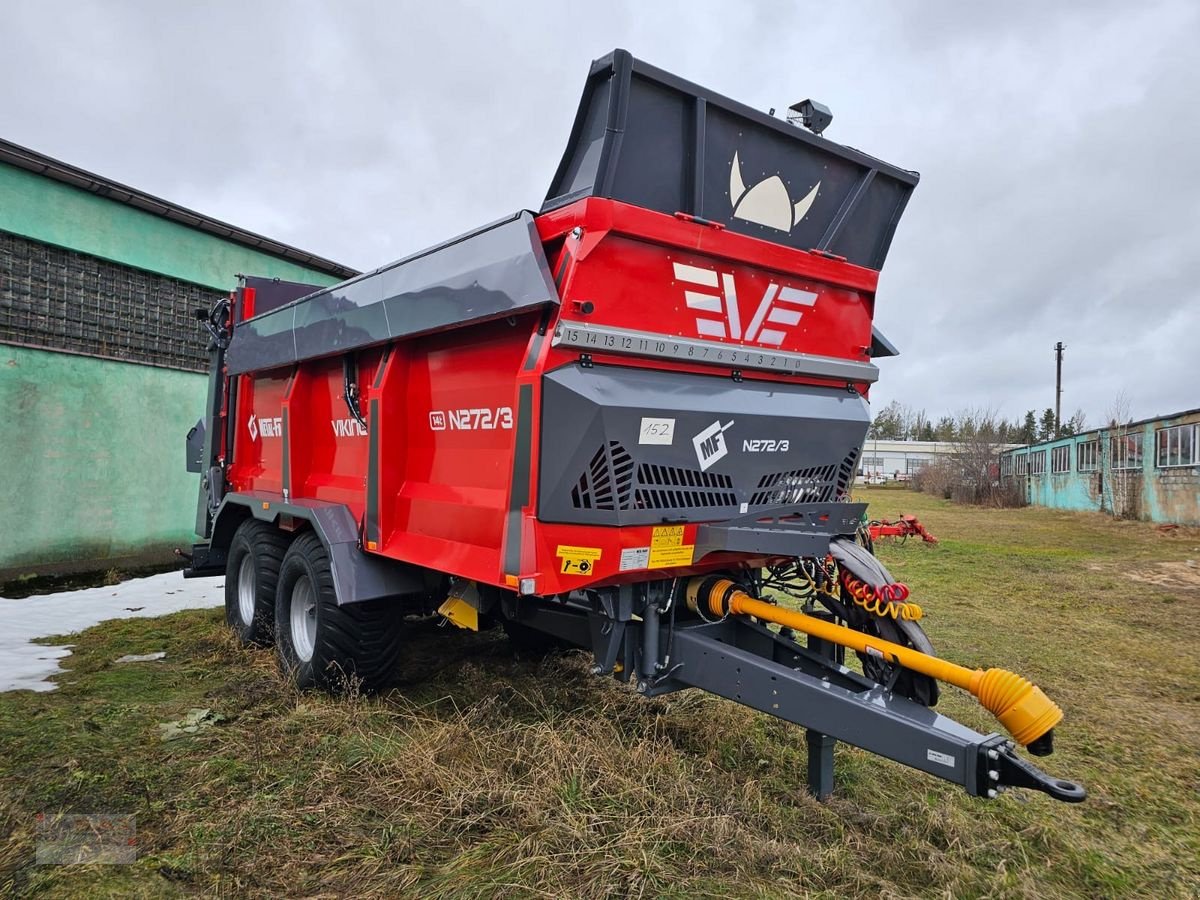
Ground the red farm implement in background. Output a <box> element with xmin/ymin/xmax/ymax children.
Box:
<box><xmin>182</xmin><ymin>50</ymin><xmax>1083</xmax><ymax>804</ymax></box>
<box><xmin>869</xmin><ymin>515</ymin><xmax>939</xmax><ymax>544</ymax></box>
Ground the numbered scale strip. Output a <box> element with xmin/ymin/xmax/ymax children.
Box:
<box><xmin>552</xmin><ymin>321</ymin><xmax>879</xmax><ymax>383</ymax></box>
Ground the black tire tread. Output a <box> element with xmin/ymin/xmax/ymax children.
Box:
<box><xmin>224</xmin><ymin>518</ymin><xmax>291</xmax><ymax>646</ymax></box>
<box><xmin>276</xmin><ymin>531</ymin><xmax>404</xmax><ymax>693</ymax></box>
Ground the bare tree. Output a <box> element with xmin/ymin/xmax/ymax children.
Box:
<box><xmin>912</xmin><ymin>407</ymin><xmax>1023</xmax><ymax>506</ymax></box>
<box><xmin>1061</xmin><ymin>408</ymin><xmax>1087</xmax><ymax>436</ymax></box>
<box><xmin>1101</xmin><ymin>392</ymin><xmax>1137</xmax><ymax>518</ymax></box>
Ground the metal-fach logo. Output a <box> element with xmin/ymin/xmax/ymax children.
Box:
<box><xmin>673</xmin><ymin>262</ymin><xmax>818</xmax><ymax>347</ymax></box>
<box><xmin>693</xmin><ymin>420</ymin><xmax>734</xmax><ymax>471</ymax></box>
<box><xmin>248</xmin><ymin>414</ymin><xmax>282</xmax><ymax>440</ymax></box>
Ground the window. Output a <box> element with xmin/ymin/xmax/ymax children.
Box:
<box><xmin>1111</xmin><ymin>433</ymin><xmax>1144</xmax><ymax>470</ymax></box>
<box><xmin>0</xmin><ymin>231</ymin><xmax>216</xmax><ymax>372</ymax></box>
<box><xmin>1029</xmin><ymin>450</ymin><xmax>1046</xmax><ymax>475</ymax></box>
<box><xmin>1156</xmin><ymin>424</ymin><xmax>1198</xmax><ymax>468</ymax></box>
<box><xmin>1077</xmin><ymin>440</ymin><xmax>1099</xmax><ymax>472</ymax></box>
<box><xmin>860</xmin><ymin>456</ymin><xmax>884</xmax><ymax>470</ymax></box>
<box><xmin>1000</xmin><ymin>455</ymin><xmax>1013</xmax><ymax>477</ymax></box>
<box><xmin>906</xmin><ymin>457</ymin><xmax>930</xmax><ymax>473</ymax></box>
<box><xmin>1014</xmin><ymin>454</ymin><xmax>1028</xmax><ymax>475</ymax></box>
<box><xmin>1051</xmin><ymin>445</ymin><xmax>1071</xmax><ymax>473</ymax></box>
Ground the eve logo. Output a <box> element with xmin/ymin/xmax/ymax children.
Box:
<box><xmin>672</xmin><ymin>262</ymin><xmax>817</xmax><ymax>347</ymax></box>
<box><xmin>692</xmin><ymin>420</ymin><xmax>734</xmax><ymax>471</ymax></box>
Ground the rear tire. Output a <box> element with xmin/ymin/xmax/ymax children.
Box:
<box><xmin>274</xmin><ymin>531</ymin><xmax>404</xmax><ymax>692</ymax></box>
<box><xmin>224</xmin><ymin>519</ymin><xmax>291</xmax><ymax>647</ymax></box>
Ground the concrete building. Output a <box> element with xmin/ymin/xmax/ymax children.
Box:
<box><xmin>855</xmin><ymin>439</ymin><xmax>959</xmax><ymax>482</ymax></box>
<box><xmin>0</xmin><ymin>138</ymin><xmax>356</xmax><ymax>577</ymax></box>
<box><xmin>999</xmin><ymin>408</ymin><xmax>1200</xmax><ymax>525</ymax></box>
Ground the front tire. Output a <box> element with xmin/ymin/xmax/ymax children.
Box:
<box><xmin>274</xmin><ymin>531</ymin><xmax>404</xmax><ymax>692</ymax></box>
<box><xmin>224</xmin><ymin>519</ymin><xmax>291</xmax><ymax>646</ymax></box>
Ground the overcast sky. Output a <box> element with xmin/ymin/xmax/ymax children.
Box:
<box><xmin>4</xmin><ymin>0</ymin><xmax>1197</xmax><ymax>427</ymax></box>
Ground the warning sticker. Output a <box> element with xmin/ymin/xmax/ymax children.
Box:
<box><xmin>619</xmin><ymin>547</ymin><xmax>650</xmax><ymax>571</ymax></box>
<box><xmin>648</xmin><ymin>526</ymin><xmax>694</xmax><ymax>569</ymax></box>
<box><xmin>556</xmin><ymin>545</ymin><xmax>602</xmax><ymax>575</ymax></box>
<box><xmin>651</xmin><ymin>525</ymin><xmax>685</xmax><ymax>548</ymax></box>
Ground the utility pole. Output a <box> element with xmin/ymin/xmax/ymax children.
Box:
<box><xmin>1054</xmin><ymin>341</ymin><xmax>1065</xmax><ymax>436</ymax></box>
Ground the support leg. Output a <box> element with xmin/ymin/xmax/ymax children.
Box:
<box><xmin>806</xmin><ymin>729</ymin><xmax>836</xmax><ymax>800</ymax></box>
<box><xmin>805</xmin><ymin>612</ymin><xmax>841</xmax><ymax>800</ymax></box>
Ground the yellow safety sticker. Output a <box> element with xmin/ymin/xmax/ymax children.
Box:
<box><xmin>648</xmin><ymin>526</ymin><xmax>693</xmax><ymax>568</ymax></box>
<box><xmin>648</xmin><ymin>544</ymin><xmax>694</xmax><ymax>569</ymax></box>
<box><xmin>556</xmin><ymin>545</ymin><xmax>602</xmax><ymax>575</ymax></box>
<box><xmin>650</xmin><ymin>525</ymin><xmax>685</xmax><ymax>548</ymax></box>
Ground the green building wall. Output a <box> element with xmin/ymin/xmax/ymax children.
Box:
<box><xmin>0</xmin><ymin>345</ymin><xmax>208</xmax><ymax>573</ymax></box>
<box><xmin>0</xmin><ymin>159</ymin><xmax>344</xmax><ymax>577</ymax></box>
<box><xmin>0</xmin><ymin>162</ymin><xmax>336</xmax><ymax>291</ymax></box>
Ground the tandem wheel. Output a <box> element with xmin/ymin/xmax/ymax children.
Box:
<box><xmin>273</xmin><ymin>531</ymin><xmax>405</xmax><ymax>693</ymax></box>
<box><xmin>224</xmin><ymin>519</ymin><xmax>292</xmax><ymax>647</ymax></box>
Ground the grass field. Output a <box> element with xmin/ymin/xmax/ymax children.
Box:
<box><xmin>3</xmin><ymin>486</ymin><xmax>1199</xmax><ymax>898</ymax></box>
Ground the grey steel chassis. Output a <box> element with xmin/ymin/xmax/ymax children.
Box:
<box><xmin>503</xmin><ymin>587</ymin><xmax>1086</xmax><ymax>803</ymax></box>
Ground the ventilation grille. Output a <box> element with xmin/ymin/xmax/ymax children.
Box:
<box><xmin>837</xmin><ymin>446</ymin><xmax>860</xmax><ymax>496</ymax></box>
<box><xmin>749</xmin><ymin>464</ymin><xmax>838</xmax><ymax>507</ymax></box>
<box><xmin>571</xmin><ymin>441</ymin><xmax>635</xmax><ymax>510</ymax></box>
<box><xmin>634</xmin><ymin>463</ymin><xmax>736</xmax><ymax>510</ymax></box>
<box><xmin>570</xmin><ymin>443</ymin><xmax>736</xmax><ymax>511</ymax></box>
<box><xmin>568</xmin><ymin>443</ymin><xmax>858</xmax><ymax>514</ymax></box>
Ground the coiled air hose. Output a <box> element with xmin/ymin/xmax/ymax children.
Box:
<box><xmin>840</xmin><ymin>570</ymin><xmax>925</xmax><ymax>621</ymax></box>
<box><xmin>686</xmin><ymin>576</ymin><xmax>1063</xmax><ymax>753</ymax></box>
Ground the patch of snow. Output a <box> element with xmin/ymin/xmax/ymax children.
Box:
<box><xmin>0</xmin><ymin>572</ymin><xmax>223</xmax><ymax>692</ymax></box>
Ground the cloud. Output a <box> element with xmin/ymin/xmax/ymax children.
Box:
<box><xmin>3</xmin><ymin>0</ymin><xmax>1196</xmax><ymax>423</ymax></box>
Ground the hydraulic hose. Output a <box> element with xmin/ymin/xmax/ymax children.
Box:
<box><xmin>686</xmin><ymin>577</ymin><xmax>1062</xmax><ymax>751</ymax></box>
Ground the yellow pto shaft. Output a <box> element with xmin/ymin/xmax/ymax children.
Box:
<box><xmin>686</xmin><ymin>578</ymin><xmax>1062</xmax><ymax>749</ymax></box>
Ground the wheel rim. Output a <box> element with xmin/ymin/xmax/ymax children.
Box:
<box><xmin>290</xmin><ymin>575</ymin><xmax>317</xmax><ymax>662</ymax></box>
<box><xmin>237</xmin><ymin>556</ymin><xmax>256</xmax><ymax>625</ymax></box>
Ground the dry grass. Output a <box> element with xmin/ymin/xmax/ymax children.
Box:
<box><xmin>2</xmin><ymin>487</ymin><xmax>1199</xmax><ymax>897</ymax></box>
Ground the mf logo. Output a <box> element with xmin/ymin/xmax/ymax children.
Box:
<box><xmin>692</xmin><ymin>420</ymin><xmax>734</xmax><ymax>471</ymax></box>
<box><xmin>673</xmin><ymin>262</ymin><xmax>817</xmax><ymax>346</ymax></box>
